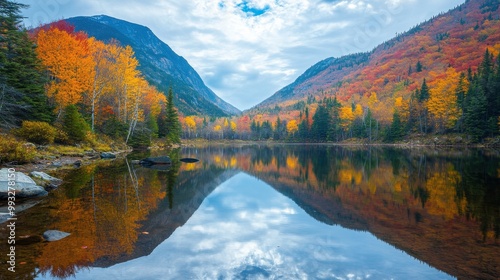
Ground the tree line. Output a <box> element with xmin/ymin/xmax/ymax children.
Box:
<box><xmin>180</xmin><ymin>49</ymin><xmax>499</xmax><ymax>144</ymax></box>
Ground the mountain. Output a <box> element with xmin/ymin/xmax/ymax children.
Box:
<box><xmin>250</xmin><ymin>0</ymin><xmax>500</xmax><ymax>121</ymax></box>
<box><xmin>65</xmin><ymin>15</ymin><xmax>240</xmax><ymax>116</ymax></box>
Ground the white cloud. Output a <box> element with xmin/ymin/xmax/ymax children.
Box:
<box><xmin>19</xmin><ymin>0</ymin><xmax>464</xmax><ymax>110</ymax></box>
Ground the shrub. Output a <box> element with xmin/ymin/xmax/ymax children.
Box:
<box><xmin>13</xmin><ymin>121</ymin><xmax>57</xmax><ymax>145</ymax></box>
<box><xmin>0</xmin><ymin>134</ymin><xmax>36</xmax><ymax>163</ymax></box>
<box><xmin>62</xmin><ymin>105</ymin><xmax>90</xmax><ymax>143</ymax></box>
<box><xmin>54</xmin><ymin>128</ymin><xmax>70</xmax><ymax>145</ymax></box>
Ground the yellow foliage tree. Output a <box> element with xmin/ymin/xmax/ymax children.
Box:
<box><xmin>35</xmin><ymin>27</ymin><xmax>94</xmax><ymax>113</ymax></box>
<box><xmin>287</xmin><ymin>120</ymin><xmax>299</xmax><ymax>135</ymax></box>
<box><xmin>339</xmin><ymin>106</ymin><xmax>355</xmax><ymax>130</ymax></box>
<box><xmin>427</xmin><ymin>68</ymin><xmax>461</xmax><ymax>132</ymax></box>
<box><xmin>185</xmin><ymin>116</ymin><xmax>196</xmax><ymax>138</ymax></box>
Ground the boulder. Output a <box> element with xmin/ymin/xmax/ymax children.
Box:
<box><xmin>30</xmin><ymin>171</ymin><xmax>62</xmax><ymax>190</ymax></box>
<box><xmin>43</xmin><ymin>230</ymin><xmax>70</xmax><ymax>241</ymax></box>
<box><xmin>100</xmin><ymin>152</ymin><xmax>116</xmax><ymax>159</ymax></box>
<box><xmin>30</xmin><ymin>171</ymin><xmax>63</xmax><ymax>188</ymax></box>
<box><xmin>0</xmin><ymin>169</ymin><xmax>48</xmax><ymax>199</ymax></box>
<box><xmin>139</xmin><ymin>156</ymin><xmax>171</xmax><ymax>165</ymax></box>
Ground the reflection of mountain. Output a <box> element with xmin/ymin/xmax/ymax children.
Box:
<box><xmin>93</xmin><ymin>168</ymin><xmax>239</xmax><ymax>267</ymax></box>
<box><xmin>236</xmin><ymin>147</ymin><xmax>500</xmax><ymax>280</ymax></box>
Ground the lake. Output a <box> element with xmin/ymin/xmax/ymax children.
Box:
<box><xmin>0</xmin><ymin>145</ymin><xmax>499</xmax><ymax>279</ymax></box>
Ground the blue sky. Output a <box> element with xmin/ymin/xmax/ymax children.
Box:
<box><xmin>19</xmin><ymin>0</ymin><xmax>464</xmax><ymax>110</ymax></box>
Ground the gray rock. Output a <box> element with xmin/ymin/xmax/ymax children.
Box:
<box><xmin>100</xmin><ymin>152</ymin><xmax>116</xmax><ymax>159</ymax></box>
<box><xmin>0</xmin><ymin>169</ymin><xmax>48</xmax><ymax>199</ymax></box>
<box><xmin>30</xmin><ymin>171</ymin><xmax>62</xmax><ymax>185</ymax></box>
<box><xmin>43</xmin><ymin>230</ymin><xmax>70</xmax><ymax>241</ymax></box>
<box><xmin>51</xmin><ymin>161</ymin><xmax>63</xmax><ymax>167</ymax></box>
<box><xmin>31</xmin><ymin>171</ymin><xmax>63</xmax><ymax>190</ymax></box>
<box><xmin>139</xmin><ymin>156</ymin><xmax>171</xmax><ymax>165</ymax></box>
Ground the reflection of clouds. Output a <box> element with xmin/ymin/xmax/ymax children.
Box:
<box><xmin>58</xmin><ymin>173</ymin><xmax>453</xmax><ymax>280</ymax></box>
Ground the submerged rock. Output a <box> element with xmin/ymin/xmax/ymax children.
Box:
<box><xmin>0</xmin><ymin>168</ymin><xmax>48</xmax><ymax>199</ymax></box>
<box><xmin>139</xmin><ymin>156</ymin><xmax>172</xmax><ymax>165</ymax></box>
<box><xmin>43</xmin><ymin>230</ymin><xmax>70</xmax><ymax>241</ymax></box>
<box><xmin>180</xmin><ymin>158</ymin><xmax>199</xmax><ymax>163</ymax></box>
<box><xmin>100</xmin><ymin>152</ymin><xmax>116</xmax><ymax>159</ymax></box>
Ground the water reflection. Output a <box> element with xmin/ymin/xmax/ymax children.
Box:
<box><xmin>0</xmin><ymin>145</ymin><xmax>498</xmax><ymax>279</ymax></box>
<box><xmin>56</xmin><ymin>173</ymin><xmax>453</xmax><ymax>280</ymax></box>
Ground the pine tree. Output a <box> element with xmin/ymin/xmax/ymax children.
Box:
<box><xmin>164</xmin><ymin>87</ymin><xmax>181</xmax><ymax>145</ymax></box>
<box><xmin>0</xmin><ymin>0</ymin><xmax>53</xmax><ymax>126</ymax></box>
<box><xmin>311</xmin><ymin>105</ymin><xmax>329</xmax><ymax>142</ymax></box>
<box><xmin>464</xmin><ymin>86</ymin><xmax>488</xmax><ymax>142</ymax></box>
<box><xmin>417</xmin><ymin>79</ymin><xmax>430</xmax><ymax>133</ymax></box>
<box><xmin>387</xmin><ymin>110</ymin><xmax>404</xmax><ymax>142</ymax></box>
<box><xmin>419</xmin><ymin>78</ymin><xmax>430</xmax><ymax>102</ymax></box>
<box><xmin>455</xmin><ymin>72</ymin><xmax>468</xmax><ymax>132</ymax></box>
<box><xmin>62</xmin><ymin>104</ymin><xmax>90</xmax><ymax>143</ymax></box>
<box><xmin>416</xmin><ymin>60</ymin><xmax>423</xmax><ymax>72</ymax></box>
<box><xmin>327</xmin><ymin>97</ymin><xmax>342</xmax><ymax>142</ymax></box>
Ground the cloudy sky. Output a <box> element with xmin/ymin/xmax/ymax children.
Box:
<box><xmin>19</xmin><ymin>0</ymin><xmax>464</xmax><ymax>110</ymax></box>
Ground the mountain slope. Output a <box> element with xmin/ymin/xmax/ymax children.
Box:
<box><xmin>250</xmin><ymin>0</ymin><xmax>500</xmax><ymax>122</ymax></box>
<box><xmin>65</xmin><ymin>15</ymin><xmax>240</xmax><ymax>116</ymax></box>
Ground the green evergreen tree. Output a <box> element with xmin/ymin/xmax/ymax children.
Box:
<box><xmin>386</xmin><ymin>110</ymin><xmax>404</xmax><ymax>142</ymax></box>
<box><xmin>0</xmin><ymin>0</ymin><xmax>53</xmax><ymax>125</ymax></box>
<box><xmin>455</xmin><ymin>72</ymin><xmax>468</xmax><ymax>132</ymax></box>
<box><xmin>164</xmin><ymin>87</ymin><xmax>181</xmax><ymax>145</ymax></box>
<box><xmin>273</xmin><ymin>117</ymin><xmax>286</xmax><ymax>140</ymax></box>
<box><xmin>62</xmin><ymin>104</ymin><xmax>90</xmax><ymax>143</ymax></box>
<box><xmin>464</xmin><ymin>86</ymin><xmax>488</xmax><ymax>142</ymax></box>
<box><xmin>147</xmin><ymin>113</ymin><xmax>159</xmax><ymax>139</ymax></box>
<box><xmin>311</xmin><ymin>105</ymin><xmax>329</xmax><ymax>142</ymax></box>
<box><xmin>418</xmin><ymin>78</ymin><xmax>430</xmax><ymax>102</ymax></box>
<box><xmin>298</xmin><ymin>119</ymin><xmax>309</xmax><ymax>142</ymax></box>
<box><xmin>261</xmin><ymin>120</ymin><xmax>273</xmax><ymax>140</ymax></box>
<box><xmin>157</xmin><ymin>106</ymin><xmax>167</xmax><ymax>138</ymax></box>
<box><xmin>327</xmin><ymin>97</ymin><xmax>342</xmax><ymax>142</ymax></box>
<box><xmin>416</xmin><ymin>60</ymin><xmax>423</xmax><ymax>72</ymax></box>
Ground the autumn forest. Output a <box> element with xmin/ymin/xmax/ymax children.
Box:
<box><xmin>1</xmin><ymin>0</ymin><xmax>500</xmax><ymax>158</ymax></box>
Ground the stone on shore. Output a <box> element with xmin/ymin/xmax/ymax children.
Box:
<box><xmin>0</xmin><ymin>168</ymin><xmax>48</xmax><ymax>199</ymax></box>
<box><xmin>30</xmin><ymin>171</ymin><xmax>63</xmax><ymax>189</ymax></box>
<box><xmin>43</xmin><ymin>230</ymin><xmax>70</xmax><ymax>241</ymax></box>
<box><xmin>100</xmin><ymin>152</ymin><xmax>116</xmax><ymax>159</ymax></box>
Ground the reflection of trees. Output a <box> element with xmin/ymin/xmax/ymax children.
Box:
<box><xmin>190</xmin><ymin>145</ymin><xmax>499</xmax><ymax>244</ymax></box>
<box><xmin>453</xmin><ymin>152</ymin><xmax>500</xmax><ymax>241</ymax></box>
<box><xmin>209</xmin><ymin>145</ymin><xmax>497</xmax><ymax>279</ymax></box>
<box><xmin>34</xmin><ymin>158</ymin><xmax>169</xmax><ymax>278</ymax></box>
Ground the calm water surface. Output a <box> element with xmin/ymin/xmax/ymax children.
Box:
<box><xmin>0</xmin><ymin>145</ymin><xmax>499</xmax><ymax>280</ymax></box>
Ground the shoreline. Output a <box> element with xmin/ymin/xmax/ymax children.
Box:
<box><xmin>2</xmin><ymin>137</ymin><xmax>499</xmax><ymax>174</ymax></box>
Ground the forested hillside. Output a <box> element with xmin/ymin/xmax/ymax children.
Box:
<box><xmin>218</xmin><ymin>0</ymin><xmax>500</xmax><ymax>143</ymax></box>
